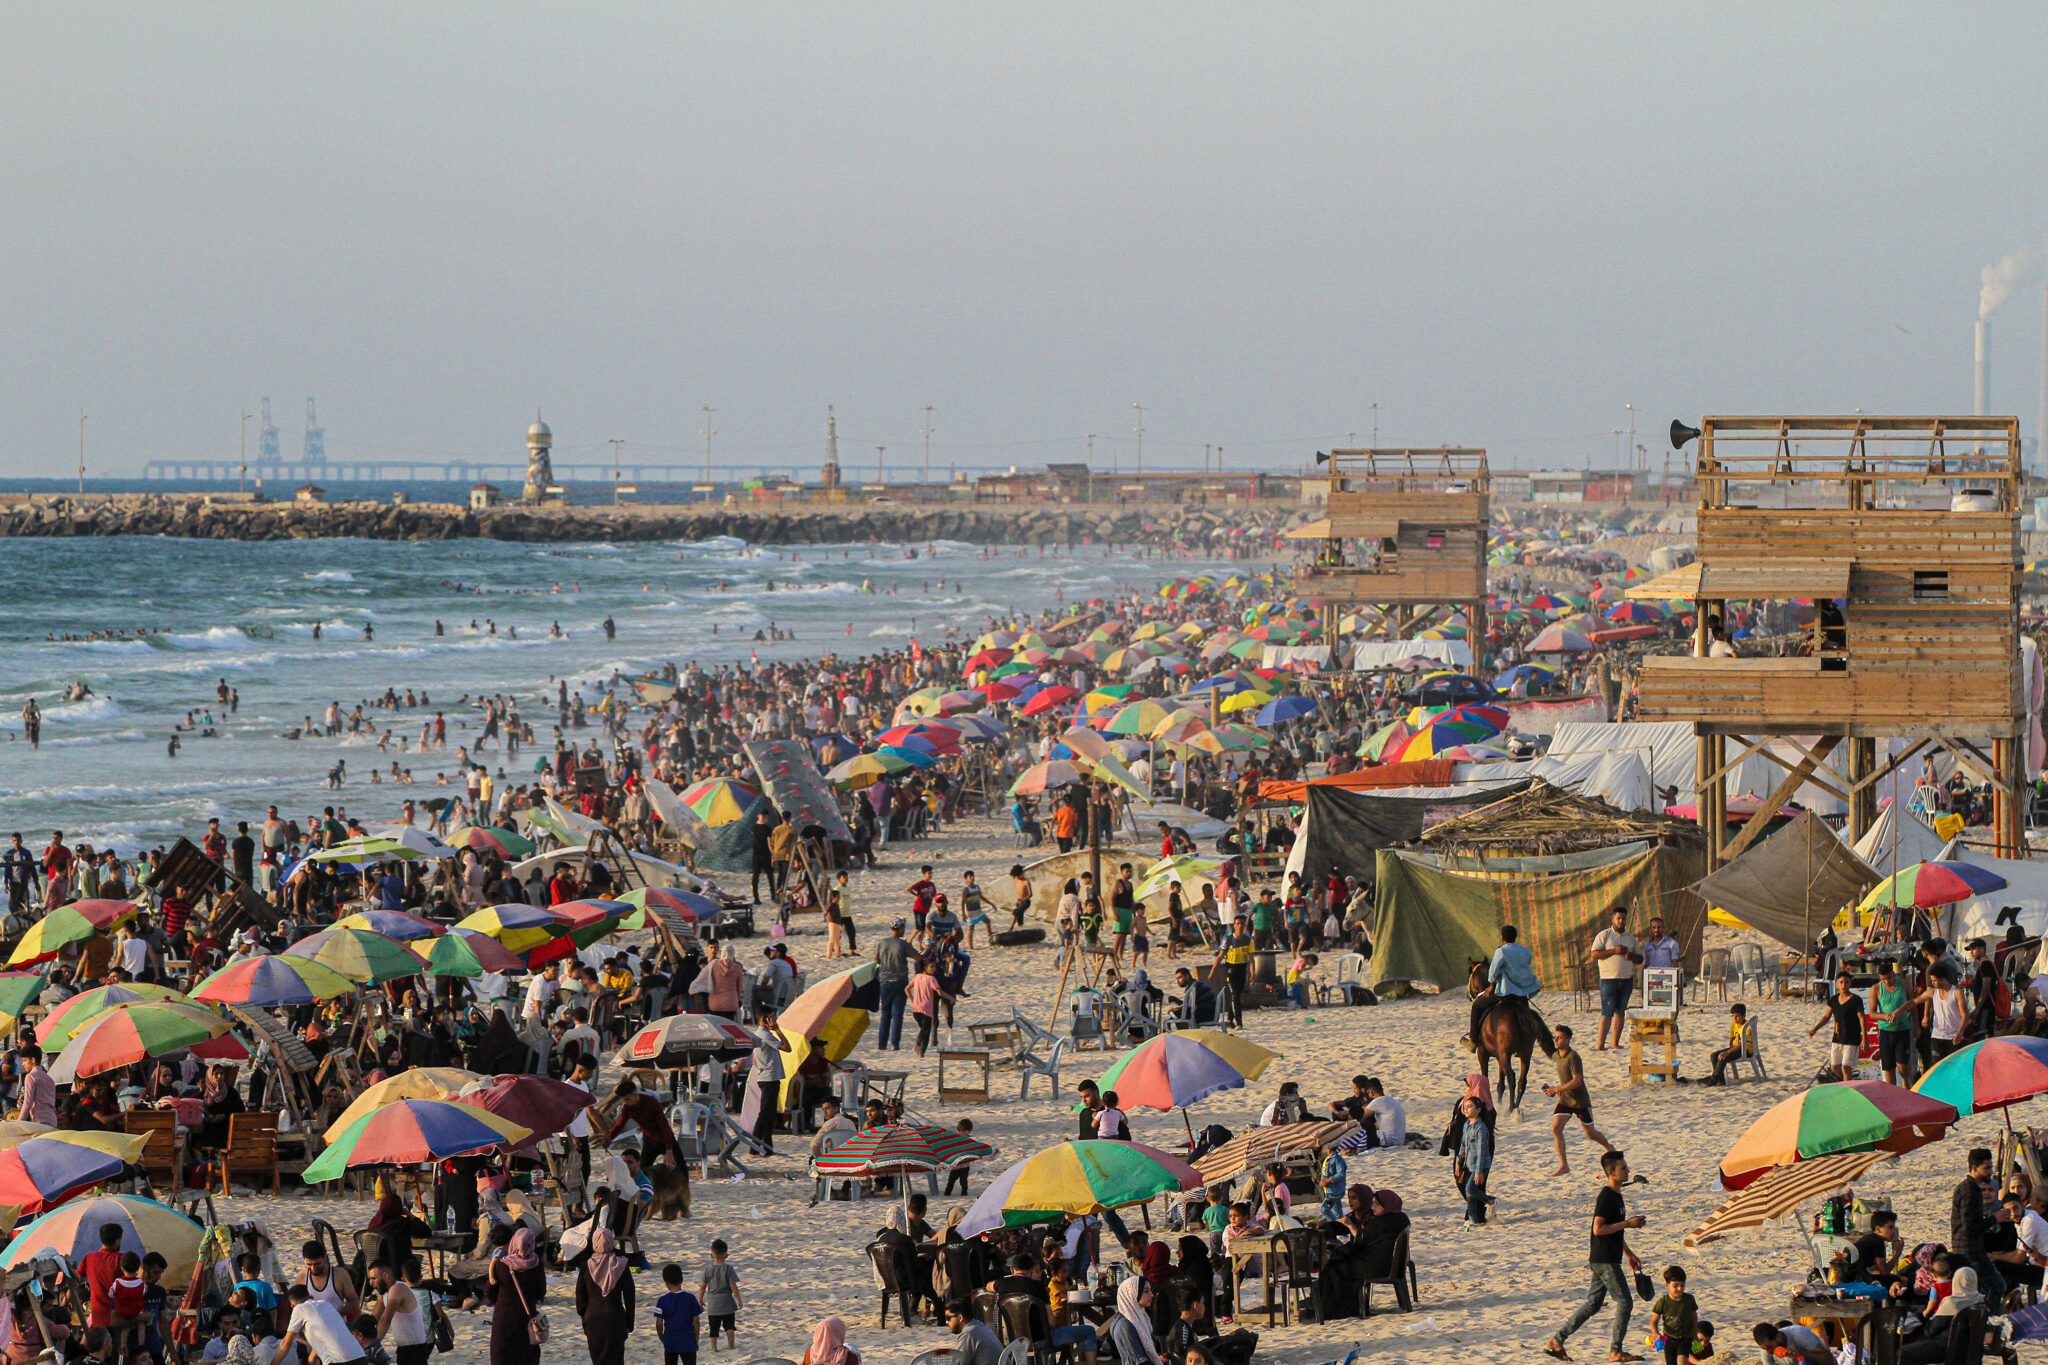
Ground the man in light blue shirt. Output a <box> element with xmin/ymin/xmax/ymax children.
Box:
<box><xmin>1467</xmin><ymin>924</ymin><xmax>1541</xmax><ymax>1053</ymax></box>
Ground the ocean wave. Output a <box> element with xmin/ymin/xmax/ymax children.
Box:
<box><xmin>305</xmin><ymin>569</ymin><xmax>356</xmax><ymax>583</ymax></box>
<box><xmin>39</xmin><ymin>696</ymin><xmax>124</xmax><ymax>724</ymax></box>
<box><xmin>0</xmin><ymin>774</ymin><xmax>314</xmax><ymax>803</ymax></box>
<box><xmin>41</xmin><ymin>728</ymin><xmax>149</xmax><ymax>747</ymax></box>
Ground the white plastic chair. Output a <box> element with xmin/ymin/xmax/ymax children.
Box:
<box><xmin>1020</xmin><ymin>1037</ymin><xmax>1067</xmax><ymax>1099</ymax></box>
<box><xmin>1729</xmin><ymin>943</ymin><xmax>1777</xmax><ymax>999</ymax></box>
<box><xmin>1068</xmin><ymin>990</ymin><xmax>1109</xmax><ymax>1051</ymax></box>
<box><xmin>1333</xmin><ymin>953</ymin><xmax>1368</xmax><ymax>1003</ymax></box>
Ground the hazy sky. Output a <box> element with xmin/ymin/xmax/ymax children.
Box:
<box><xmin>8</xmin><ymin>4</ymin><xmax>2048</xmax><ymax>480</ymax></box>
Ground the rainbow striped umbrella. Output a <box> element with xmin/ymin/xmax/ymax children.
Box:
<box><xmin>680</xmin><ymin>778</ymin><xmax>761</xmax><ymax>826</ymax></box>
<box><xmin>333</xmin><ymin>910</ymin><xmax>447</xmax><ymax>942</ymax></box>
<box><xmin>1913</xmin><ymin>1036</ymin><xmax>2048</xmax><ymax>1123</ymax></box>
<box><xmin>1392</xmin><ymin>719</ymin><xmax>1502</xmax><ymax>762</ymax></box>
<box><xmin>1102</xmin><ymin>699</ymin><xmax>1175</xmax><ymax>736</ymax></box>
<box><xmin>444</xmin><ymin>824</ymin><xmax>537</xmax><ymax>858</ymax></box>
<box><xmin>1</xmin><ymin>1196</ymin><xmax>205</xmax><ymax>1287</ymax></box>
<box><xmin>191</xmin><ymin>956</ymin><xmax>357</xmax><ymax>1008</ymax></box>
<box><xmin>283</xmin><ymin>928</ymin><xmax>428</xmax><ymax>984</ymax></box>
<box><xmin>0</xmin><ymin>974</ymin><xmax>47</xmax><ymax>1033</ymax></box>
<box><xmin>423</xmin><ymin>927</ymin><xmax>527</xmax><ymax>978</ymax></box>
<box><xmin>35</xmin><ymin>983</ymin><xmax>193</xmax><ymax>1045</ymax></box>
<box><xmin>326</xmin><ymin>1068</ymin><xmax>485</xmax><ymax>1138</ymax></box>
<box><xmin>49</xmin><ymin>1002</ymin><xmax>247</xmax><ymax>1083</ymax></box>
<box><xmin>1096</xmin><ymin>1032</ymin><xmax>1248</xmax><ymax>1113</ymax></box>
<box><xmin>1720</xmin><ymin>1079</ymin><xmax>1955</xmax><ymax>1189</ymax></box>
<box><xmin>811</xmin><ymin>1122</ymin><xmax>994</xmax><ymax>1178</ymax></box>
<box><xmin>1425</xmin><ymin>703</ymin><xmax>1509</xmax><ymax>732</ymax></box>
<box><xmin>0</xmin><ymin>1136</ymin><xmax>129</xmax><ymax>1215</ymax></box>
<box><xmin>957</xmin><ymin>1141</ymin><xmax>1204</xmax><ymax>1235</ymax></box>
<box><xmin>1857</xmin><ymin>860</ymin><xmax>2008</xmax><ymax>912</ymax></box>
<box><xmin>6</xmin><ymin>900</ymin><xmax>138</xmax><ymax>967</ymax></box>
<box><xmin>453</xmin><ymin>903</ymin><xmax>568</xmax><ymax>956</ymax></box>
<box><xmin>304</xmin><ymin>1100</ymin><xmax>530</xmax><ymax>1182</ymax></box>
<box><xmin>613</xmin><ymin>885</ymin><xmax>722</xmax><ymax>932</ymax></box>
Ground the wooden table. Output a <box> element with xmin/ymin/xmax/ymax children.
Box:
<box><xmin>1789</xmin><ymin>1291</ymin><xmax>1899</xmax><ymax>1365</ymax></box>
<box><xmin>937</xmin><ymin>1049</ymin><xmax>992</xmax><ymax>1105</ymax></box>
<box><xmin>1226</xmin><ymin>1230</ymin><xmax>1318</xmax><ymax>1328</ymax></box>
<box><xmin>859</xmin><ymin>1069</ymin><xmax>910</xmax><ymax>1108</ymax></box>
<box><xmin>965</xmin><ymin>1019</ymin><xmax>1020</xmax><ymax>1062</ymax></box>
<box><xmin>1626</xmin><ymin>1008</ymin><xmax>1678</xmax><ymax>1086</ymax></box>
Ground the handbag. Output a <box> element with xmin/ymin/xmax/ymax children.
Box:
<box><xmin>508</xmin><ymin>1265</ymin><xmax>550</xmax><ymax>1346</ymax></box>
<box><xmin>428</xmin><ymin>1289</ymin><xmax>455</xmax><ymax>1354</ymax></box>
<box><xmin>1633</xmin><ymin>1271</ymin><xmax>1656</xmax><ymax>1301</ymax></box>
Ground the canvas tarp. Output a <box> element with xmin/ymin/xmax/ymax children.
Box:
<box><xmin>1545</xmin><ymin>721</ymin><xmax>1917</xmax><ymax>813</ymax></box>
<box><xmin>1504</xmin><ymin>694</ymin><xmax>1608</xmax><ymax>736</ymax></box>
<box><xmin>1285</xmin><ymin>781</ymin><xmax>1531</xmax><ymax>888</ymax></box>
<box><xmin>1371</xmin><ymin>842</ymin><xmax>1710</xmax><ymax>993</ymax></box>
<box><xmin>1352</xmin><ymin>638</ymin><xmax>1470</xmax><ymax>670</ymax></box>
<box><xmin>1689</xmin><ymin>811</ymin><xmax>1878</xmax><ymax>952</ymax></box>
<box><xmin>1547</xmin><ymin>722</ymin><xmax>1698</xmax><ymax>805</ymax></box>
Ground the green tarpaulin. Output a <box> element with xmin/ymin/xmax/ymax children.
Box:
<box><xmin>1371</xmin><ymin>842</ymin><xmax>1710</xmax><ymax>993</ymax></box>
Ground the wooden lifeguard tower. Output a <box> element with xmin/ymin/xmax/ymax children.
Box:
<box><xmin>1296</xmin><ymin>448</ymin><xmax>1490</xmax><ymax>655</ymax></box>
<box><xmin>1636</xmin><ymin>415</ymin><xmax>2026</xmax><ymax>869</ymax></box>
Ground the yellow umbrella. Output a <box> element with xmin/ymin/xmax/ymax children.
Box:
<box><xmin>1133</xmin><ymin>622</ymin><xmax>1166</xmax><ymax>640</ymax></box>
<box><xmin>325</xmin><ymin>1067</ymin><xmax>484</xmax><ymax>1139</ymax></box>
<box><xmin>1088</xmin><ymin>753</ymin><xmax>1148</xmax><ymax>798</ymax></box>
<box><xmin>1219</xmin><ymin>689</ymin><xmax>1275</xmax><ymax>715</ymax></box>
<box><xmin>1148</xmin><ymin>708</ymin><xmax>1208</xmax><ymax>743</ymax></box>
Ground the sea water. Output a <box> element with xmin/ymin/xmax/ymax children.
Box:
<box><xmin>0</xmin><ymin>535</ymin><xmax>1244</xmax><ymax>849</ymax></box>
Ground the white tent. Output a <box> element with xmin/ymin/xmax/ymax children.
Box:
<box><xmin>1935</xmin><ymin>841</ymin><xmax>2048</xmax><ymax>949</ymax></box>
<box><xmin>1351</xmin><ymin>638</ymin><xmax>1471</xmax><ymax>670</ymax></box>
<box><xmin>1545</xmin><ymin>721</ymin><xmax>1916</xmax><ymax>814</ymax></box>
<box><xmin>1547</xmin><ymin>722</ymin><xmax>1697</xmax><ymax>804</ymax></box>
<box><xmin>1458</xmin><ymin>751</ymin><xmax>1654</xmax><ymax>812</ymax></box>
<box><xmin>1852</xmin><ymin>802</ymin><xmax>1949</xmax><ymax>881</ymax></box>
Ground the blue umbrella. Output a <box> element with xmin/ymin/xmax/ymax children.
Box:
<box><xmin>1492</xmin><ymin>663</ymin><xmax>1557</xmax><ymax>690</ymax></box>
<box><xmin>1188</xmin><ymin>675</ymin><xmax>1254</xmax><ymax>695</ymax></box>
<box><xmin>1253</xmin><ymin>696</ymin><xmax>1317</xmax><ymax>726</ymax></box>
<box><xmin>878</xmin><ymin>745</ymin><xmax>938</xmax><ymax>769</ymax></box>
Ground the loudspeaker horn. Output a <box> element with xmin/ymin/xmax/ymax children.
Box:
<box><xmin>1314</xmin><ymin>450</ymin><xmax>1331</xmax><ymax>465</ymax></box>
<box><xmin>1669</xmin><ymin>419</ymin><xmax>1702</xmax><ymax>450</ymax></box>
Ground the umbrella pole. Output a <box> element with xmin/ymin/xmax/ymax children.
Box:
<box><xmin>1182</xmin><ymin>1107</ymin><xmax>1195</xmax><ymax>1149</ymax></box>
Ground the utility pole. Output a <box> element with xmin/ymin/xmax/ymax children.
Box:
<box><xmin>1203</xmin><ymin>443</ymin><xmax>1211</xmax><ymax>475</ymax></box>
<box><xmin>1626</xmin><ymin>403</ymin><xmax>1636</xmax><ymax>473</ymax></box>
<box><xmin>240</xmin><ymin>411</ymin><xmax>249</xmax><ymax>494</ymax></box>
<box><xmin>921</xmin><ymin>406</ymin><xmax>933</xmax><ymax>486</ymax></box>
<box><xmin>1132</xmin><ymin>404</ymin><xmax>1145</xmax><ymax>480</ymax></box>
<box><xmin>701</xmin><ymin>406</ymin><xmax>716</xmax><ymax>485</ymax></box>
<box><xmin>76</xmin><ymin>411</ymin><xmax>86</xmax><ymax>493</ymax></box>
<box><xmin>609</xmin><ymin>439</ymin><xmax>624</xmax><ymax>505</ymax></box>
<box><xmin>1371</xmin><ymin>403</ymin><xmax>1379</xmax><ymax>446</ymax></box>
<box><xmin>876</xmin><ymin>445</ymin><xmax>886</xmax><ymax>485</ymax></box>
<box><xmin>1086</xmin><ymin>434</ymin><xmax>1096</xmax><ymax>503</ymax></box>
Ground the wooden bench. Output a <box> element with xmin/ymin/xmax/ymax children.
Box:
<box><xmin>123</xmin><ymin>1109</ymin><xmax>182</xmax><ymax>1193</ymax></box>
<box><xmin>216</xmin><ymin>1111</ymin><xmax>279</xmax><ymax>1195</ymax></box>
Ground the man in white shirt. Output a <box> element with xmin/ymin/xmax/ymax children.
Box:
<box><xmin>273</xmin><ymin>1285</ymin><xmax>365</xmax><ymax>1365</ymax></box>
<box><xmin>1589</xmin><ymin>907</ymin><xmax>1642</xmax><ymax>1052</ymax></box>
<box><xmin>522</xmin><ymin>961</ymin><xmax>562</xmax><ymax>1032</ymax></box>
<box><xmin>808</xmin><ymin>1097</ymin><xmax>857</xmax><ymax>1158</ymax></box>
<box><xmin>1364</xmin><ymin>1078</ymin><xmax>1407</xmax><ymax>1147</ymax></box>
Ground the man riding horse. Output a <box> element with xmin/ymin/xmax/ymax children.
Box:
<box><xmin>1468</xmin><ymin>923</ymin><xmax>1542</xmax><ymax>1052</ymax></box>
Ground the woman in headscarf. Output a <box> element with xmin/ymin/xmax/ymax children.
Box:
<box><xmin>1107</xmin><ymin>1277</ymin><xmax>1163</xmax><ymax>1365</ymax></box>
<box><xmin>1439</xmin><ymin>1074</ymin><xmax>1496</xmax><ymax>1194</ymax></box>
<box><xmin>575</xmin><ymin>1227</ymin><xmax>634</xmax><ymax>1365</ymax></box>
<box><xmin>1140</xmin><ymin>1238</ymin><xmax>1174</xmax><ymax>1287</ymax></box>
<box><xmin>366</xmin><ymin>1177</ymin><xmax>433</xmax><ymax>1274</ymax></box>
<box><xmin>1900</xmin><ymin>1265</ymin><xmax>1984</xmax><ymax>1365</ymax></box>
<box><xmin>1316</xmin><ymin>1187</ymin><xmax>1411</xmax><ymax>1318</ymax></box>
<box><xmin>1176</xmin><ymin>1235</ymin><xmax>1215</xmax><ymax>1298</ymax></box>
<box><xmin>800</xmin><ymin>1316</ymin><xmax>861</xmax><ymax>1365</ymax></box>
<box><xmin>194</xmin><ymin>1063</ymin><xmax>244</xmax><ymax>1152</ymax></box>
<box><xmin>487</xmin><ymin>1227</ymin><xmax>546</xmax><ymax>1365</ymax></box>
<box><xmin>708</xmin><ymin>945</ymin><xmax>744</xmax><ymax>1019</ymax></box>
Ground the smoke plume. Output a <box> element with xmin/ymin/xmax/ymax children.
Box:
<box><xmin>1980</xmin><ymin>247</ymin><xmax>2034</xmax><ymax>319</ymax></box>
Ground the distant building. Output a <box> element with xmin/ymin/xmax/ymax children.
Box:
<box><xmin>294</xmin><ymin>484</ymin><xmax>325</xmax><ymax>504</ymax></box>
<box><xmin>470</xmin><ymin>482</ymin><xmax>502</xmax><ymax>510</ymax></box>
<box><xmin>524</xmin><ymin>418</ymin><xmax>555</xmax><ymax>503</ymax></box>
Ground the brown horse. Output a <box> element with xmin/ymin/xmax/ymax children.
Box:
<box><xmin>1467</xmin><ymin>958</ymin><xmax>1555</xmax><ymax>1116</ymax></box>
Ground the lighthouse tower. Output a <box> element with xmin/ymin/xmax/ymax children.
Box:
<box><xmin>524</xmin><ymin>414</ymin><xmax>555</xmax><ymax>502</ymax></box>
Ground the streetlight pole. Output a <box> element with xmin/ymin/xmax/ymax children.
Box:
<box><xmin>1626</xmin><ymin>403</ymin><xmax>1636</xmax><ymax>473</ymax></box>
<box><xmin>921</xmin><ymin>406</ymin><xmax>933</xmax><ymax>486</ymax></box>
<box><xmin>701</xmin><ymin>406</ymin><xmax>716</xmax><ymax>486</ymax></box>
<box><xmin>240</xmin><ymin>411</ymin><xmax>249</xmax><ymax>494</ymax></box>
<box><xmin>1371</xmin><ymin>403</ymin><xmax>1379</xmax><ymax>446</ymax></box>
<box><xmin>609</xmin><ymin>439</ymin><xmax>624</xmax><ymax>505</ymax></box>
<box><xmin>876</xmin><ymin>446</ymin><xmax>886</xmax><ymax>486</ymax></box>
<box><xmin>1132</xmin><ymin>404</ymin><xmax>1145</xmax><ymax>480</ymax></box>
<box><xmin>76</xmin><ymin>411</ymin><xmax>86</xmax><ymax>493</ymax></box>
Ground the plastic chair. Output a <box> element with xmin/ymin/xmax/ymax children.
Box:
<box><xmin>1729</xmin><ymin>943</ymin><xmax>1776</xmax><ymax>999</ymax></box>
<box><xmin>865</xmin><ymin>1240</ymin><xmax>922</xmax><ymax>1327</ymax></box>
<box><xmin>1734</xmin><ymin>1020</ymin><xmax>1768</xmax><ymax>1080</ymax></box>
<box><xmin>1019</xmin><ymin>1037</ymin><xmax>1067</xmax><ymax>1099</ymax></box>
<box><xmin>1068</xmin><ymin>992</ymin><xmax>1109</xmax><ymax>1051</ymax></box>
<box><xmin>1332</xmin><ymin>953</ymin><xmax>1368</xmax><ymax>1004</ymax></box>
<box><xmin>1360</xmin><ymin>1226</ymin><xmax>1417</xmax><ymax>1316</ymax></box>
<box><xmin>1694</xmin><ymin>948</ymin><xmax>1732</xmax><ymax>1003</ymax></box>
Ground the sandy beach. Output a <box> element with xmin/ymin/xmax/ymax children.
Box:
<box><xmin>187</xmin><ymin>809</ymin><xmax>2007</xmax><ymax>1365</ymax></box>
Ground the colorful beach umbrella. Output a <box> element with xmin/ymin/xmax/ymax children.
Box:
<box><xmin>36</xmin><ymin>983</ymin><xmax>195</xmax><ymax>1046</ymax></box>
<box><xmin>1135</xmin><ymin>855</ymin><xmax>1223</xmax><ymax>901</ymax></box>
<box><xmin>1858</xmin><ymin>860</ymin><xmax>2008</xmax><ymax>912</ymax></box>
<box><xmin>1102</xmin><ymin>699</ymin><xmax>1174</xmax><ymax>736</ymax></box>
<box><xmin>957</xmin><ymin>1141</ymin><xmax>1204</xmax><ymax>1236</ymax></box>
<box><xmin>614</xmin><ymin>885</ymin><xmax>722</xmax><ymax>929</ymax></box>
<box><xmin>283</xmin><ymin>927</ymin><xmax>428</xmax><ymax>984</ymax></box>
<box><xmin>444</xmin><ymin>824</ymin><xmax>537</xmax><ymax>859</ymax></box>
<box><xmin>1719</xmin><ymin>1079</ymin><xmax>1957</xmax><ymax>1189</ymax></box>
<box><xmin>1171</xmin><ymin>1030</ymin><xmax>1282</xmax><ymax>1081</ymax></box>
<box><xmin>1096</xmin><ymin>1032</ymin><xmax>1249</xmax><ymax>1112</ymax></box>
<box><xmin>1</xmin><ymin>1196</ymin><xmax>205</xmax><ymax>1287</ymax></box>
<box><xmin>333</xmin><ymin>910</ymin><xmax>448</xmax><ymax>942</ymax></box>
<box><xmin>0</xmin><ymin>1136</ymin><xmax>130</xmax><ymax>1215</ymax></box>
<box><xmin>455</xmin><ymin>1076</ymin><xmax>593</xmax><ymax>1142</ymax></box>
<box><xmin>6</xmin><ymin>899</ymin><xmax>138</xmax><ymax>967</ymax></box>
<box><xmin>49</xmin><ymin>1002</ymin><xmax>247</xmax><ymax>1083</ymax></box>
<box><xmin>778</xmin><ymin>962</ymin><xmax>880</xmax><ymax>1063</ymax></box>
<box><xmin>422</xmin><ymin>926</ymin><xmax>527</xmax><ymax>977</ymax></box>
<box><xmin>810</xmin><ymin>1122</ymin><xmax>994</xmax><ymax>1178</ymax></box>
<box><xmin>1392</xmin><ymin>720</ymin><xmax>1501</xmax><ymax>761</ymax></box>
<box><xmin>829</xmin><ymin>752</ymin><xmax>914</xmax><ymax>789</ymax></box>
<box><xmin>0</xmin><ymin>974</ymin><xmax>48</xmax><ymax>1032</ymax></box>
<box><xmin>678</xmin><ymin>778</ymin><xmax>761</xmax><ymax>827</ymax></box>
<box><xmin>191</xmin><ymin>956</ymin><xmax>358</xmax><ymax>1008</ymax></box>
<box><xmin>1527</xmin><ymin>625</ymin><xmax>1593</xmax><ymax>653</ymax></box>
<box><xmin>305</xmin><ymin>1100</ymin><xmax>530</xmax><ymax>1182</ymax></box>
<box><xmin>1020</xmin><ymin>686</ymin><xmax>1080</xmax><ymax>717</ymax></box>
<box><xmin>1252</xmin><ymin>696</ymin><xmax>1317</xmax><ymax>726</ymax></box>
<box><xmin>1010</xmin><ymin>760</ymin><xmax>1087</xmax><ymax>796</ymax></box>
<box><xmin>326</xmin><ymin>1068</ymin><xmax>485</xmax><ymax>1138</ymax></box>
<box><xmin>614</xmin><ymin>1015</ymin><xmax>762</xmax><ymax>1069</ymax></box>
<box><xmin>1912</xmin><ymin>1036</ymin><xmax>2048</xmax><ymax>1122</ymax></box>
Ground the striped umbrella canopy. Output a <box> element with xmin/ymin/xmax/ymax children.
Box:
<box><xmin>1685</xmin><ymin>1150</ymin><xmax>1884</xmax><ymax>1249</ymax></box>
<box><xmin>679</xmin><ymin>778</ymin><xmax>761</xmax><ymax>827</ymax></box>
<box><xmin>1019</xmin><ymin>686</ymin><xmax>1080</xmax><ymax>717</ymax></box>
<box><xmin>1102</xmin><ymin>699</ymin><xmax>1175</xmax><ymax>736</ymax></box>
<box><xmin>191</xmin><ymin>956</ymin><xmax>358</xmax><ymax>1008</ymax></box>
<box><xmin>49</xmin><ymin>1002</ymin><xmax>247</xmax><ymax>1083</ymax></box>
<box><xmin>811</xmin><ymin>1122</ymin><xmax>994</xmax><ymax>1177</ymax></box>
<box><xmin>283</xmin><ymin>928</ymin><xmax>429</xmax><ymax>984</ymax></box>
<box><xmin>454</xmin><ymin>903</ymin><xmax>570</xmax><ymax>956</ymax></box>
<box><xmin>0</xmin><ymin>974</ymin><xmax>48</xmax><ymax>1033</ymax></box>
<box><xmin>444</xmin><ymin>824</ymin><xmax>538</xmax><ymax>859</ymax></box>
<box><xmin>828</xmin><ymin>752</ymin><xmax>914</xmax><ymax>789</ymax></box>
<box><xmin>1527</xmin><ymin>625</ymin><xmax>1593</xmax><ymax>653</ymax></box>
<box><xmin>305</xmin><ymin>1100</ymin><xmax>530</xmax><ymax>1182</ymax></box>
<box><xmin>614</xmin><ymin>885</ymin><xmax>722</xmax><ymax>930</ymax></box>
<box><xmin>1606</xmin><ymin>602</ymin><xmax>1666</xmax><ymax>623</ymax></box>
<box><xmin>1010</xmin><ymin>760</ymin><xmax>1087</xmax><ymax>796</ymax></box>
<box><xmin>1720</xmin><ymin>1079</ymin><xmax>1956</xmax><ymax>1189</ymax></box>
<box><xmin>1912</xmin><ymin>1035</ymin><xmax>2048</xmax><ymax>1121</ymax></box>
<box><xmin>0</xmin><ymin>1128</ymin><xmax>145</xmax><ymax>1165</ymax></box>
<box><xmin>455</xmin><ymin>1076</ymin><xmax>593</xmax><ymax>1143</ymax></box>
<box><xmin>1252</xmin><ymin>696</ymin><xmax>1317</xmax><ymax>726</ymax></box>
<box><xmin>1135</xmin><ymin>855</ymin><xmax>1223</xmax><ymax>901</ymax></box>
<box><xmin>550</xmin><ymin>899</ymin><xmax>633</xmax><ymax>948</ymax></box>
<box><xmin>1425</xmin><ymin>703</ymin><xmax>1510</xmax><ymax>731</ymax></box>
<box><xmin>1194</xmin><ymin>1119</ymin><xmax>1357</xmax><ymax>1184</ymax></box>
<box><xmin>7</xmin><ymin>900</ymin><xmax>139</xmax><ymax>967</ymax></box>
<box><xmin>36</xmin><ymin>983</ymin><xmax>194</xmax><ymax>1045</ymax></box>
<box><xmin>0</xmin><ymin>1135</ymin><xmax>130</xmax><ymax>1215</ymax></box>
<box><xmin>877</xmin><ymin>744</ymin><xmax>939</xmax><ymax>770</ymax></box>
<box><xmin>1859</xmin><ymin>860</ymin><xmax>2008</xmax><ymax>912</ymax></box>
<box><xmin>614</xmin><ymin>1015</ymin><xmax>762</xmax><ymax>1069</ymax></box>
<box><xmin>1392</xmin><ymin>719</ymin><xmax>1502</xmax><ymax>761</ymax></box>
<box><xmin>327</xmin><ymin>1068</ymin><xmax>485</xmax><ymax>1138</ymax></box>
<box><xmin>1096</xmin><ymin>1033</ymin><xmax>1248</xmax><ymax>1112</ymax></box>
<box><xmin>1</xmin><ymin>1195</ymin><xmax>206</xmax><ymax>1287</ymax></box>
<box><xmin>958</xmin><ymin>1141</ymin><xmax>1204</xmax><ymax>1236</ymax></box>
<box><xmin>333</xmin><ymin>910</ymin><xmax>447</xmax><ymax>942</ymax></box>
<box><xmin>422</xmin><ymin>927</ymin><xmax>527</xmax><ymax>977</ymax></box>
<box><xmin>1171</xmin><ymin>1030</ymin><xmax>1281</xmax><ymax>1081</ymax></box>
<box><xmin>1151</xmin><ymin>710</ymin><xmax>1210</xmax><ymax>745</ymax></box>
<box><xmin>778</xmin><ymin>961</ymin><xmax>880</xmax><ymax>1062</ymax></box>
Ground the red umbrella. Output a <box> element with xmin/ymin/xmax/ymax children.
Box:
<box><xmin>455</xmin><ymin>1076</ymin><xmax>593</xmax><ymax>1144</ymax></box>
<box><xmin>1021</xmin><ymin>686</ymin><xmax>1080</xmax><ymax>717</ymax></box>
